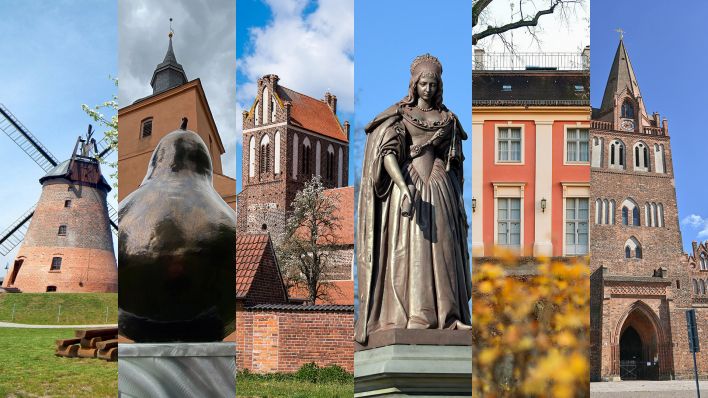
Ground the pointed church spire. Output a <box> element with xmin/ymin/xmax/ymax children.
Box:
<box><xmin>599</xmin><ymin>36</ymin><xmax>647</xmax><ymax>119</ymax></box>
<box><xmin>150</xmin><ymin>18</ymin><xmax>188</xmax><ymax>95</ymax></box>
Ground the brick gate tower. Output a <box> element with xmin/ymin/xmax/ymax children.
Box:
<box><xmin>238</xmin><ymin>75</ymin><xmax>349</xmax><ymax>244</ymax></box>
<box><xmin>589</xmin><ymin>38</ymin><xmax>698</xmax><ymax>381</ymax></box>
<box><xmin>3</xmin><ymin>135</ymin><xmax>117</xmax><ymax>293</ymax></box>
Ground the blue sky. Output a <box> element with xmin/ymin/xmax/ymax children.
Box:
<box><xmin>591</xmin><ymin>1</ymin><xmax>708</xmax><ymax>253</ymax></box>
<box><xmin>355</xmin><ymin>0</ymin><xmax>473</xmax><ymax>225</ymax></box>
<box><xmin>0</xmin><ymin>0</ymin><xmax>117</xmax><ymax>280</ymax></box>
<box><xmin>236</xmin><ymin>0</ymin><xmax>354</xmax><ymax>192</ymax></box>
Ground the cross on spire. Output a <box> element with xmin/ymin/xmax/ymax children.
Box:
<box><xmin>169</xmin><ymin>18</ymin><xmax>174</xmax><ymax>38</ymax></box>
<box><xmin>615</xmin><ymin>28</ymin><xmax>625</xmax><ymax>41</ymax></box>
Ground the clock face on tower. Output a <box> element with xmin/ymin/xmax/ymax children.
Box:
<box><xmin>620</xmin><ymin>118</ymin><xmax>635</xmax><ymax>132</ymax></box>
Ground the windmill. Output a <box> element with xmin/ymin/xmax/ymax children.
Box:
<box><xmin>0</xmin><ymin>103</ymin><xmax>118</xmax><ymax>293</ymax></box>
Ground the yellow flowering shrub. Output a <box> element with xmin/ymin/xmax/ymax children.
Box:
<box><xmin>472</xmin><ymin>249</ymin><xmax>590</xmax><ymax>398</ymax></box>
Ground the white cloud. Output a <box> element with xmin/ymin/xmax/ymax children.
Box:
<box><xmin>236</xmin><ymin>0</ymin><xmax>354</xmax><ymax>143</ymax></box>
<box><xmin>682</xmin><ymin>214</ymin><xmax>708</xmax><ymax>239</ymax></box>
<box><xmin>118</xmin><ymin>0</ymin><xmax>236</xmax><ymax>177</ymax></box>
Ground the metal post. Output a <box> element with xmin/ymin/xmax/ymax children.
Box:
<box><xmin>692</xmin><ymin>350</ymin><xmax>701</xmax><ymax>398</ymax></box>
<box><xmin>105</xmin><ymin>306</ymin><xmax>109</xmax><ymax>323</ymax></box>
<box><xmin>57</xmin><ymin>304</ymin><xmax>61</xmax><ymax>323</ymax></box>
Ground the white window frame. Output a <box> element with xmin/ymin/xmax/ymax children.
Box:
<box><xmin>565</xmin><ymin>197</ymin><xmax>589</xmax><ymax>256</ymax></box>
<box><xmin>493</xmin><ymin>183</ymin><xmax>525</xmax><ymax>252</ymax></box>
<box><xmin>564</xmin><ymin>126</ymin><xmax>590</xmax><ymax>165</ymax></box>
<box><xmin>562</xmin><ymin>183</ymin><xmax>590</xmax><ymax>256</ymax></box>
<box><xmin>495</xmin><ymin>124</ymin><xmax>524</xmax><ymax>165</ymax></box>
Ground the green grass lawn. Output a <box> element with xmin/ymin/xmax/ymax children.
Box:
<box><xmin>0</xmin><ymin>293</ymin><xmax>117</xmax><ymax>325</ymax></box>
<box><xmin>0</xmin><ymin>328</ymin><xmax>117</xmax><ymax>397</ymax></box>
<box><xmin>237</xmin><ymin>364</ymin><xmax>354</xmax><ymax>398</ymax></box>
<box><xmin>237</xmin><ymin>373</ymin><xmax>353</xmax><ymax>398</ymax></box>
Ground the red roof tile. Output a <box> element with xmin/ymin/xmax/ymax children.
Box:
<box><xmin>276</xmin><ymin>86</ymin><xmax>348</xmax><ymax>142</ymax></box>
<box><xmin>236</xmin><ymin>234</ymin><xmax>270</xmax><ymax>297</ymax></box>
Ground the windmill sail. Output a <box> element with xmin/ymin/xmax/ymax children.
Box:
<box><xmin>0</xmin><ymin>104</ymin><xmax>58</xmax><ymax>172</ymax></box>
<box><xmin>0</xmin><ymin>104</ymin><xmax>118</xmax><ymax>237</ymax></box>
<box><xmin>0</xmin><ymin>205</ymin><xmax>35</xmax><ymax>256</ymax></box>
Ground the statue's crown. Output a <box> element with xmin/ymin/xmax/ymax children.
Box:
<box><xmin>410</xmin><ymin>54</ymin><xmax>442</xmax><ymax>77</ymax></box>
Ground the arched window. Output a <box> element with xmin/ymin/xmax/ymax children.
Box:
<box><xmin>603</xmin><ymin>199</ymin><xmax>609</xmax><ymax>224</ymax></box>
<box><xmin>302</xmin><ymin>137</ymin><xmax>312</xmax><ymax>176</ymax></box>
<box><xmin>248</xmin><ymin>136</ymin><xmax>256</xmax><ymax>178</ymax></box>
<box><xmin>595</xmin><ymin>199</ymin><xmax>602</xmax><ymax>224</ymax></box>
<box><xmin>694</xmin><ymin>279</ymin><xmax>700</xmax><ymax>295</ymax></box>
<box><xmin>650</xmin><ymin>203</ymin><xmax>657</xmax><ymax>227</ymax></box>
<box><xmin>622</xmin><ymin>207</ymin><xmax>629</xmax><ymax>225</ymax></box>
<box><xmin>262</xmin><ymin>88</ymin><xmax>270</xmax><ymax>125</ymax></box>
<box><xmin>337</xmin><ymin>147</ymin><xmax>344</xmax><ymax>187</ymax></box>
<box><xmin>633</xmin><ymin>142</ymin><xmax>650</xmax><ymax>171</ymax></box>
<box><xmin>609</xmin><ymin>140</ymin><xmax>625</xmax><ymax>168</ymax></box>
<box><xmin>624</xmin><ymin>237</ymin><xmax>641</xmax><ymax>259</ymax></box>
<box><xmin>255</xmin><ymin>102</ymin><xmax>261</xmax><ymax>126</ymax></box>
<box><xmin>609</xmin><ymin>200</ymin><xmax>616</xmax><ymax>224</ymax></box>
<box><xmin>702</xmin><ymin>279</ymin><xmax>707</xmax><ymax>295</ymax></box>
<box><xmin>657</xmin><ymin>204</ymin><xmax>664</xmax><ymax>227</ymax></box>
<box><xmin>644</xmin><ymin>203</ymin><xmax>650</xmax><ymax>226</ymax></box>
<box><xmin>326</xmin><ymin>144</ymin><xmax>335</xmax><ymax>181</ymax></box>
<box><xmin>632</xmin><ymin>207</ymin><xmax>640</xmax><ymax>226</ymax></box>
<box><xmin>259</xmin><ymin>135</ymin><xmax>271</xmax><ymax>175</ymax></box>
<box><xmin>140</xmin><ymin>118</ymin><xmax>153</xmax><ymax>138</ymax></box>
<box><xmin>621</xmin><ymin>100</ymin><xmax>634</xmax><ymax>119</ymax></box>
<box><xmin>271</xmin><ymin>96</ymin><xmax>277</xmax><ymax>122</ymax></box>
<box><xmin>315</xmin><ymin>141</ymin><xmax>321</xmax><ymax>176</ymax></box>
<box><xmin>292</xmin><ymin>133</ymin><xmax>299</xmax><ymax>179</ymax></box>
<box><xmin>274</xmin><ymin>131</ymin><xmax>281</xmax><ymax>175</ymax></box>
<box><xmin>701</xmin><ymin>253</ymin><xmax>707</xmax><ymax>270</ymax></box>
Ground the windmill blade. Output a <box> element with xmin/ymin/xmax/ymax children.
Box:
<box><xmin>95</xmin><ymin>135</ymin><xmax>116</xmax><ymax>159</ymax></box>
<box><xmin>0</xmin><ymin>205</ymin><xmax>35</xmax><ymax>256</ymax></box>
<box><xmin>107</xmin><ymin>203</ymin><xmax>118</xmax><ymax>235</ymax></box>
<box><xmin>0</xmin><ymin>104</ymin><xmax>59</xmax><ymax>172</ymax></box>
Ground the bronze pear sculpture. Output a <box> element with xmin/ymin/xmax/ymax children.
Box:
<box><xmin>118</xmin><ymin>119</ymin><xmax>236</xmax><ymax>342</ymax></box>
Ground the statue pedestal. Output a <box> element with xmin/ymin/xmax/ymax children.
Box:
<box><xmin>354</xmin><ymin>330</ymin><xmax>472</xmax><ymax>397</ymax></box>
<box><xmin>118</xmin><ymin>342</ymin><xmax>236</xmax><ymax>398</ymax></box>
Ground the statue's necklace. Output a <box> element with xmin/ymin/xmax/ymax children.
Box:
<box><xmin>416</xmin><ymin>104</ymin><xmax>433</xmax><ymax>112</ymax></box>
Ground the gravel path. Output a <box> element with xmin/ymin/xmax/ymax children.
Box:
<box><xmin>591</xmin><ymin>380</ymin><xmax>707</xmax><ymax>397</ymax></box>
<box><xmin>0</xmin><ymin>321</ymin><xmax>117</xmax><ymax>329</ymax></box>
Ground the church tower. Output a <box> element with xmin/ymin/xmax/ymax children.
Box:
<box><xmin>117</xmin><ymin>26</ymin><xmax>236</xmax><ymax>208</ymax></box>
<box><xmin>589</xmin><ymin>38</ymin><xmax>688</xmax><ymax>381</ymax></box>
<box><xmin>238</xmin><ymin>75</ymin><xmax>349</xmax><ymax>243</ymax></box>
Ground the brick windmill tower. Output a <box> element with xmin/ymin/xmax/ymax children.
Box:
<box><xmin>0</xmin><ymin>105</ymin><xmax>118</xmax><ymax>293</ymax></box>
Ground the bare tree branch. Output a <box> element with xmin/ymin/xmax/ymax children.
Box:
<box><xmin>473</xmin><ymin>0</ymin><xmax>562</xmax><ymax>45</ymax></box>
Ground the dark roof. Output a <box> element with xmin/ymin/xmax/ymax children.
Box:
<box><xmin>39</xmin><ymin>159</ymin><xmax>111</xmax><ymax>192</ymax></box>
<box><xmin>246</xmin><ymin>303</ymin><xmax>354</xmax><ymax>312</ymax></box>
<box><xmin>472</xmin><ymin>70</ymin><xmax>589</xmax><ymax>106</ymax></box>
<box><xmin>275</xmin><ymin>85</ymin><xmax>348</xmax><ymax>142</ymax></box>
<box><xmin>150</xmin><ymin>35</ymin><xmax>188</xmax><ymax>95</ymax></box>
<box><xmin>599</xmin><ymin>39</ymin><xmax>646</xmax><ymax>117</ymax></box>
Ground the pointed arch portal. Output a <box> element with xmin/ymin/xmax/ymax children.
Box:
<box><xmin>613</xmin><ymin>301</ymin><xmax>672</xmax><ymax>380</ymax></box>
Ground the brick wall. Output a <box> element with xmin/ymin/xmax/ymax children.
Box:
<box><xmin>236</xmin><ymin>305</ymin><xmax>354</xmax><ymax>373</ymax></box>
<box><xmin>4</xmin><ymin>178</ymin><xmax>117</xmax><ymax>293</ymax></box>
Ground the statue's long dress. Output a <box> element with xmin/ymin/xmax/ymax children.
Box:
<box><xmin>355</xmin><ymin>105</ymin><xmax>471</xmax><ymax>343</ymax></box>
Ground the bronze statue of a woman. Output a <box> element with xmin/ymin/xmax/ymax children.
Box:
<box><xmin>355</xmin><ymin>54</ymin><xmax>471</xmax><ymax>344</ymax></box>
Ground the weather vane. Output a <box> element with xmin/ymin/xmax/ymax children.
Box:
<box><xmin>169</xmin><ymin>17</ymin><xmax>174</xmax><ymax>38</ymax></box>
<box><xmin>615</xmin><ymin>28</ymin><xmax>625</xmax><ymax>40</ymax></box>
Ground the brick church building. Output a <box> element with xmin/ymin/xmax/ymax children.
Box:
<box><xmin>117</xmin><ymin>31</ymin><xmax>236</xmax><ymax>208</ymax></box>
<box><xmin>590</xmin><ymin>38</ymin><xmax>707</xmax><ymax>381</ymax></box>
<box><xmin>234</xmin><ymin>76</ymin><xmax>355</xmax><ymax>373</ymax></box>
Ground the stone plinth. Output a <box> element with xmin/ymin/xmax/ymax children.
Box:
<box><xmin>355</xmin><ymin>330</ymin><xmax>472</xmax><ymax>397</ymax></box>
<box><xmin>118</xmin><ymin>342</ymin><xmax>236</xmax><ymax>398</ymax></box>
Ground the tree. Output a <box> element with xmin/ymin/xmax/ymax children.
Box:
<box><xmin>82</xmin><ymin>77</ymin><xmax>118</xmax><ymax>189</ymax></box>
<box><xmin>473</xmin><ymin>0</ymin><xmax>584</xmax><ymax>47</ymax></box>
<box><xmin>278</xmin><ymin>175</ymin><xmax>342</xmax><ymax>304</ymax></box>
